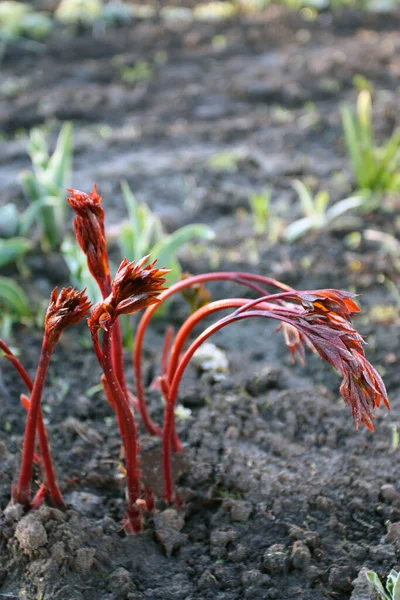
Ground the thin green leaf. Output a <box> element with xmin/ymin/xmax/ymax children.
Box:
<box><xmin>388</xmin><ymin>569</ymin><xmax>400</xmax><ymax>600</ymax></box>
<box><xmin>19</xmin><ymin>197</ymin><xmax>49</xmax><ymax>235</ymax></box>
<box><xmin>249</xmin><ymin>190</ymin><xmax>270</xmax><ymax>235</ymax></box>
<box><xmin>0</xmin><ymin>203</ymin><xmax>20</xmax><ymax>238</ymax></box>
<box><xmin>341</xmin><ymin>106</ymin><xmax>365</xmax><ymax>188</ymax></box>
<box><xmin>47</xmin><ymin>121</ymin><xmax>73</xmax><ymax>189</ymax></box>
<box><xmin>292</xmin><ymin>180</ymin><xmax>316</xmax><ymax>218</ymax></box>
<box><xmin>284</xmin><ymin>217</ymin><xmax>314</xmax><ymax>242</ymax></box>
<box><xmin>0</xmin><ymin>238</ymin><xmax>31</xmax><ymax>268</ymax></box>
<box><xmin>121</xmin><ymin>180</ymin><xmax>142</xmax><ymax>260</ymax></box>
<box><xmin>0</xmin><ymin>277</ymin><xmax>30</xmax><ymax>317</ymax></box>
<box><xmin>365</xmin><ymin>571</ymin><xmax>391</xmax><ymax>600</ymax></box>
<box><xmin>326</xmin><ymin>196</ymin><xmax>364</xmax><ymax>222</ymax></box>
<box><xmin>151</xmin><ymin>224</ymin><xmax>215</xmax><ymax>274</ymax></box>
<box><xmin>314</xmin><ymin>191</ymin><xmax>330</xmax><ymax>216</ymax></box>
<box><xmin>20</xmin><ymin>170</ymin><xmax>42</xmax><ymax>203</ymax></box>
<box><xmin>118</xmin><ymin>223</ymin><xmax>136</xmax><ymax>263</ymax></box>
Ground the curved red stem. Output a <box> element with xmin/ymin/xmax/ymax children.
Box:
<box><xmin>1</xmin><ymin>339</ymin><xmax>64</xmax><ymax>507</ymax></box>
<box><xmin>134</xmin><ymin>272</ymin><xmax>293</xmax><ymax>438</ymax></box>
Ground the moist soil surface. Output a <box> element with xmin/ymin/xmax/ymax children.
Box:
<box><xmin>0</xmin><ymin>3</ymin><xmax>400</xmax><ymax>599</ymax></box>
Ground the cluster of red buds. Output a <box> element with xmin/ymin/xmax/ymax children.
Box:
<box><xmin>1</xmin><ymin>185</ymin><xmax>389</xmax><ymax>533</ymax></box>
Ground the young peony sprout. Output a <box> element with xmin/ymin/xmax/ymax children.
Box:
<box><xmin>134</xmin><ymin>283</ymin><xmax>389</xmax><ymax>503</ymax></box>
<box><xmin>67</xmin><ymin>186</ymin><xmax>131</xmax><ymax>409</ymax></box>
<box><xmin>65</xmin><ymin>184</ymin><xmax>389</xmax><ymax>528</ymax></box>
<box><xmin>88</xmin><ymin>257</ymin><xmax>168</xmax><ymax>532</ymax></box>
<box><xmin>13</xmin><ymin>287</ymin><xmax>90</xmax><ymax>507</ymax></box>
<box><xmin>0</xmin><ymin>341</ymin><xmax>62</xmax><ymax>507</ymax></box>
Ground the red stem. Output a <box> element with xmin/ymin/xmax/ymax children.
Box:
<box><xmin>1</xmin><ymin>340</ymin><xmax>63</xmax><ymax>507</ymax></box>
<box><xmin>99</xmin><ymin>280</ymin><xmax>129</xmax><ymax>402</ymax></box>
<box><xmin>101</xmin><ymin>326</ymin><xmax>142</xmax><ymax>533</ymax></box>
<box><xmin>111</xmin><ymin>320</ymin><xmax>129</xmax><ymax>399</ymax></box>
<box><xmin>134</xmin><ymin>272</ymin><xmax>293</xmax><ymax>438</ymax></box>
<box><xmin>101</xmin><ymin>374</ymin><xmax>126</xmax><ymax>445</ymax></box>
<box><xmin>15</xmin><ymin>339</ymin><xmax>53</xmax><ymax>507</ymax></box>
<box><xmin>161</xmin><ymin>326</ymin><xmax>175</xmax><ymax>378</ymax></box>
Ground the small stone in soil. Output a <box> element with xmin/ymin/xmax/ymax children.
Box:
<box><xmin>210</xmin><ymin>527</ymin><xmax>237</xmax><ymax>547</ymax></box>
<box><xmin>385</xmin><ymin>521</ymin><xmax>400</xmax><ymax>546</ymax></box>
<box><xmin>230</xmin><ymin>500</ymin><xmax>252</xmax><ymax>522</ymax></box>
<box><xmin>245</xmin><ymin>367</ymin><xmax>281</xmax><ymax>396</ymax></box>
<box><xmin>198</xmin><ymin>569</ymin><xmax>219</xmax><ymax>589</ymax></box>
<box><xmin>329</xmin><ymin>566</ymin><xmax>355</xmax><ymax>592</ymax></box>
<box><xmin>350</xmin><ymin>567</ymin><xmax>376</xmax><ymax>600</ymax></box>
<box><xmin>380</xmin><ymin>484</ymin><xmax>399</xmax><ymax>503</ymax></box>
<box><xmin>51</xmin><ymin>541</ymin><xmax>67</xmax><ymax>565</ymax></box>
<box><xmin>73</xmin><ymin>547</ymin><xmax>97</xmax><ymax>575</ymax></box>
<box><xmin>241</xmin><ymin>569</ymin><xmax>272</xmax><ymax>586</ymax></box>
<box><xmin>290</xmin><ymin>540</ymin><xmax>311</xmax><ymax>571</ymax></box>
<box><xmin>108</xmin><ymin>567</ymin><xmax>139</xmax><ymax>597</ymax></box>
<box><xmin>262</xmin><ymin>544</ymin><xmax>289</xmax><ymax>576</ymax></box>
<box><xmin>154</xmin><ymin>508</ymin><xmax>187</xmax><ymax>557</ymax></box>
<box><xmin>288</xmin><ymin>524</ymin><xmax>320</xmax><ymax>550</ymax></box>
<box><xmin>67</xmin><ymin>490</ymin><xmax>104</xmax><ymax>516</ymax></box>
<box><xmin>15</xmin><ymin>513</ymin><xmax>48</xmax><ymax>556</ymax></box>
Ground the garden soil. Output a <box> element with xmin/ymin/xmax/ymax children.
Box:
<box><xmin>0</xmin><ymin>3</ymin><xmax>400</xmax><ymax>599</ymax></box>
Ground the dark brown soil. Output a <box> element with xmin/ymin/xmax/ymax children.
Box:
<box><xmin>0</xmin><ymin>4</ymin><xmax>400</xmax><ymax>600</ymax></box>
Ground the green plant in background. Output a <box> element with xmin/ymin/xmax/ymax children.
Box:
<box><xmin>119</xmin><ymin>61</ymin><xmax>153</xmax><ymax>85</ymax></box>
<box><xmin>249</xmin><ymin>189</ymin><xmax>271</xmax><ymax>235</ymax></box>
<box><xmin>248</xmin><ymin>188</ymin><xmax>283</xmax><ymax>242</ymax></box>
<box><xmin>366</xmin><ymin>569</ymin><xmax>400</xmax><ymax>600</ymax></box>
<box><xmin>20</xmin><ymin>122</ymin><xmax>73</xmax><ymax>252</ymax></box>
<box><xmin>239</xmin><ymin>0</ymin><xmax>397</xmax><ymax>12</ymax></box>
<box><xmin>0</xmin><ymin>2</ymin><xmax>52</xmax><ymax>43</ymax></box>
<box><xmin>0</xmin><ymin>196</ymin><xmax>64</xmax><ymax>268</ymax></box>
<box><xmin>55</xmin><ymin>0</ymin><xmax>104</xmax><ymax>27</ymax></box>
<box><xmin>193</xmin><ymin>1</ymin><xmax>238</xmax><ymax>20</ymax></box>
<box><xmin>207</xmin><ymin>150</ymin><xmax>242</xmax><ymax>173</ymax></box>
<box><xmin>119</xmin><ymin>181</ymin><xmax>215</xmax><ymax>285</ymax></box>
<box><xmin>341</xmin><ymin>90</ymin><xmax>400</xmax><ymax>209</ymax></box>
<box><xmin>0</xmin><ymin>204</ymin><xmax>31</xmax><ymax>269</ymax></box>
<box><xmin>55</xmin><ymin>0</ymin><xmax>133</xmax><ymax>28</ymax></box>
<box><xmin>0</xmin><ymin>277</ymin><xmax>30</xmax><ymax>340</ymax></box>
<box><xmin>60</xmin><ymin>237</ymin><xmax>100</xmax><ymax>305</ymax></box>
<box><xmin>284</xmin><ymin>180</ymin><xmax>363</xmax><ymax>242</ymax></box>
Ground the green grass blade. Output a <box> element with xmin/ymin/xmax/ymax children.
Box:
<box><xmin>314</xmin><ymin>191</ymin><xmax>330</xmax><ymax>216</ymax></box>
<box><xmin>341</xmin><ymin>106</ymin><xmax>365</xmax><ymax>188</ymax></box>
<box><xmin>326</xmin><ymin>196</ymin><xmax>364</xmax><ymax>222</ymax></box>
<box><xmin>365</xmin><ymin>571</ymin><xmax>391</xmax><ymax>600</ymax></box>
<box><xmin>118</xmin><ymin>222</ymin><xmax>136</xmax><ymax>263</ymax></box>
<box><xmin>0</xmin><ymin>276</ymin><xmax>30</xmax><ymax>317</ymax></box>
<box><xmin>151</xmin><ymin>224</ymin><xmax>215</xmax><ymax>277</ymax></box>
<box><xmin>47</xmin><ymin>121</ymin><xmax>73</xmax><ymax>189</ymax></box>
<box><xmin>0</xmin><ymin>203</ymin><xmax>20</xmax><ymax>238</ymax></box>
<box><xmin>284</xmin><ymin>216</ymin><xmax>314</xmax><ymax>242</ymax></box>
<box><xmin>121</xmin><ymin>180</ymin><xmax>142</xmax><ymax>260</ymax></box>
<box><xmin>0</xmin><ymin>238</ymin><xmax>31</xmax><ymax>268</ymax></box>
<box><xmin>292</xmin><ymin>180</ymin><xmax>316</xmax><ymax>218</ymax></box>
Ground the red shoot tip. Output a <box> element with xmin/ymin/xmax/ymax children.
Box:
<box><xmin>67</xmin><ymin>185</ymin><xmax>110</xmax><ymax>292</ymax></box>
<box><xmin>45</xmin><ymin>287</ymin><xmax>91</xmax><ymax>346</ymax></box>
<box><xmin>88</xmin><ymin>258</ymin><xmax>169</xmax><ymax>334</ymax></box>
